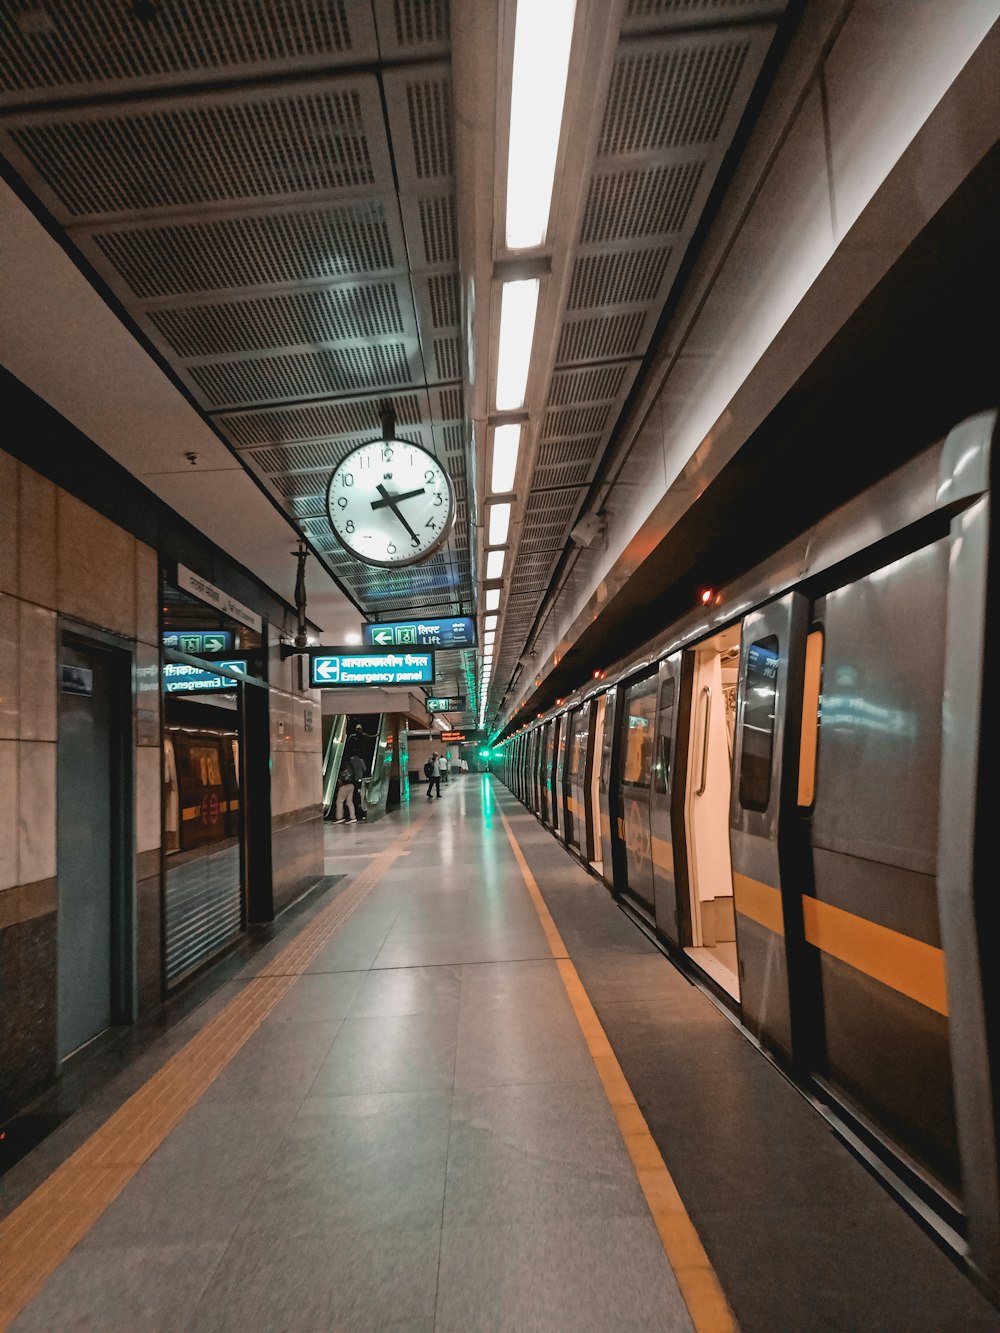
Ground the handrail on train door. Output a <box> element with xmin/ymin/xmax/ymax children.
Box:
<box><xmin>696</xmin><ymin>685</ymin><xmax>712</xmax><ymax>796</ymax></box>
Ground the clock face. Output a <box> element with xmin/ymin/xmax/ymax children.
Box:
<box><xmin>326</xmin><ymin>438</ymin><xmax>455</xmax><ymax>567</ymax></box>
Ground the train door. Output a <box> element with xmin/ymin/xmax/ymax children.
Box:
<box><xmin>565</xmin><ymin>703</ymin><xmax>590</xmax><ymax>855</ymax></box>
<box><xmin>616</xmin><ymin>670</ymin><xmax>658</xmax><ymax>916</ymax></box>
<box><xmin>540</xmin><ymin>721</ymin><xmax>553</xmax><ymax>826</ymax></box>
<box><xmin>588</xmin><ymin>695</ymin><xmax>606</xmax><ymax>871</ymax></box>
<box><xmin>650</xmin><ymin>653</ymin><xmax>690</xmax><ymax>946</ymax></box>
<box><xmin>528</xmin><ymin>729</ymin><xmax>539</xmax><ymax>813</ymax></box>
<box><xmin>554</xmin><ymin>713</ymin><xmax>569</xmax><ymax>842</ymax></box>
<box><xmin>550</xmin><ymin>716</ymin><xmax>562</xmax><ymax>837</ymax></box>
<box><xmin>727</xmin><ymin>598</ymin><xmax>809</xmax><ymax>1052</ymax></box>
<box><xmin>681</xmin><ymin>625</ymin><xmax>742</xmax><ymax>999</ymax></box>
<box><xmin>600</xmin><ymin>687</ymin><xmax>623</xmax><ymax>890</ymax></box>
<box><xmin>799</xmin><ymin>541</ymin><xmax>960</xmax><ymax>1200</ymax></box>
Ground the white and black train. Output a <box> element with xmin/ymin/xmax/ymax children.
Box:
<box><xmin>496</xmin><ymin>411</ymin><xmax>997</xmax><ymax>1288</ymax></box>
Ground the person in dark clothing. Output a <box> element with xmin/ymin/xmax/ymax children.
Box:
<box><xmin>348</xmin><ymin>750</ymin><xmax>367</xmax><ymax>821</ymax></box>
<box><xmin>424</xmin><ymin>752</ymin><xmax>441</xmax><ymax>798</ymax></box>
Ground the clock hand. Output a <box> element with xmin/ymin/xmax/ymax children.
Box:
<box><xmin>375</xmin><ymin>484</ymin><xmax>420</xmax><ymax>543</ymax></box>
<box><xmin>370</xmin><ymin>486</ymin><xmax>426</xmax><ymax>511</ymax></box>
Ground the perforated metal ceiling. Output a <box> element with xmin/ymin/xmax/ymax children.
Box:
<box><xmin>0</xmin><ymin>0</ymin><xmax>477</xmax><ymax>720</ymax></box>
<box><xmin>485</xmin><ymin>13</ymin><xmax>782</xmax><ymax>723</ymax></box>
<box><xmin>0</xmin><ymin>0</ymin><xmax>786</xmax><ymax>733</ymax></box>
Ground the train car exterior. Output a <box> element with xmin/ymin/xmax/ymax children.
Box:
<box><xmin>495</xmin><ymin>412</ymin><xmax>998</xmax><ymax>1284</ymax></box>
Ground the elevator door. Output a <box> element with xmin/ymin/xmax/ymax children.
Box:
<box><xmin>57</xmin><ymin>640</ymin><xmax>114</xmax><ymax>1059</ymax></box>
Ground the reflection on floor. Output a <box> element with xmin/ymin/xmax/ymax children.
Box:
<box><xmin>685</xmin><ymin>943</ymin><xmax>739</xmax><ymax>999</ymax></box>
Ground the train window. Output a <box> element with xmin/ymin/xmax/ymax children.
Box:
<box><xmin>187</xmin><ymin>743</ymin><xmax>223</xmax><ymax>787</ymax></box>
<box><xmin>652</xmin><ymin>677</ymin><xmax>676</xmax><ymax>794</ymax></box>
<box><xmin>797</xmin><ymin>629</ymin><xmax>824</xmax><ymax>807</ymax></box>
<box><xmin>738</xmin><ymin>635</ymin><xmax>779</xmax><ymax>811</ymax></box>
<box><xmin>622</xmin><ymin>676</ymin><xmax>658</xmax><ymax>787</ymax></box>
<box><xmin>567</xmin><ymin>711</ymin><xmax>587</xmax><ymax>780</ymax></box>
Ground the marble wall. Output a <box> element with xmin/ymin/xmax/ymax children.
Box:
<box><xmin>0</xmin><ymin>449</ymin><xmax>162</xmax><ymax>1115</ymax></box>
<box><xmin>0</xmin><ymin>447</ymin><xmax>329</xmax><ymax>1116</ymax></box>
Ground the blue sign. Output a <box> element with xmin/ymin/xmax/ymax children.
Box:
<box><xmin>310</xmin><ymin>650</ymin><xmax>435</xmax><ymax>688</ymax></box>
<box><xmin>163</xmin><ymin>629</ymin><xmax>235</xmax><ymax>654</ymax></box>
<box><xmin>163</xmin><ymin>659</ymin><xmax>248</xmax><ymax>693</ymax></box>
<box><xmin>363</xmin><ymin>617</ymin><xmax>476</xmax><ymax>649</ymax></box>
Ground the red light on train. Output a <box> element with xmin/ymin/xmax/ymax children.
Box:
<box><xmin>699</xmin><ymin>588</ymin><xmax>714</xmax><ymax>605</ymax></box>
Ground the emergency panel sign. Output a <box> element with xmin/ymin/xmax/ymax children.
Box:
<box><xmin>309</xmin><ymin>649</ymin><xmax>435</xmax><ymax>688</ymax></box>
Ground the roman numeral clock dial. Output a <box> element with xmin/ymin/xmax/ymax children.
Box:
<box><xmin>325</xmin><ymin>438</ymin><xmax>456</xmax><ymax>568</ymax></box>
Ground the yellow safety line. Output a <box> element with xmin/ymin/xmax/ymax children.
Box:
<box><xmin>0</xmin><ymin>807</ymin><xmax>434</xmax><ymax>1331</ymax></box>
<box><xmin>499</xmin><ymin>803</ymin><xmax>738</xmax><ymax>1333</ymax></box>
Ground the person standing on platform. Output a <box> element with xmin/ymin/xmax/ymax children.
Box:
<box><xmin>439</xmin><ymin>752</ymin><xmax>449</xmax><ymax>785</ymax></box>
<box><xmin>460</xmin><ymin>757</ymin><xmax>469</xmax><ymax>774</ymax></box>
<box><xmin>348</xmin><ymin>749</ymin><xmax>367</xmax><ymax>822</ymax></box>
<box><xmin>424</xmin><ymin>752</ymin><xmax>441</xmax><ymax>799</ymax></box>
<box><xmin>334</xmin><ymin>769</ymin><xmax>355</xmax><ymax>823</ymax></box>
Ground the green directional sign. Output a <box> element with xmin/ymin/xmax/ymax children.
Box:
<box><xmin>163</xmin><ymin>629</ymin><xmax>235</xmax><ymax>655</ymax></box>
<box><xmin>310</xmin><ymin>648</ymin><xmax>435</xmax><ymax>688</ymax></box>
<box><xmin>363</xmin><ymin>618</ymin><xmax>477</xmax><ymax>649</ymax></box>
<box><xmin>427</xmin><ymin>695</ymin><xmax>466</xmax><ymax>712</ymax></box>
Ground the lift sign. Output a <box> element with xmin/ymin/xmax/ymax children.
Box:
<box><xmin>363</xmin><ymin>617</ymin><xmax>476</xmax><ymax>648</ymax></box>
<box><xmin>309</xmin><ymin>650</ymin><xmax>435</xmax><ymax>688</ymax></box>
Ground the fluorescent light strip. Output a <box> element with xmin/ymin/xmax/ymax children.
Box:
<box><xmin>488</xmin><ymin>502</ymin><xmax>511</xmax><ymax>546</ymax></box>
<box><xmin>490</xmin><ymin>423</ymin><xmax>521</xmax><ymax>493</ymax></box>
<box><xmin>495</xmin><ymin>279</ymin><xmax>539</xmax><ymax>411</ymax></box>
<box><xmin>505</xmin><ymin>0</ymin><xmax>577</xmax><ymax>250</ymax></box>
<box><xmin>486</xmin><ymin>549</ymin><xmax>505</xmax><ymax>580</ymax></box>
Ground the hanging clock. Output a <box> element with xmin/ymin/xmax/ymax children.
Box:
<box><xmin>326</xmin><ymin>437</ymin><xmax>455</xmax><ymax>568</ymax></box>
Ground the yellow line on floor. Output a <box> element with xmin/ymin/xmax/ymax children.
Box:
<box><xmin>0</xmin><ymin>808</ymin><xmax>435</xmax><ymax>1331</ymax></box>
<box><xmin>498</xmin><ymin>804</ymin><xmax>739</xmax><ymax>1333</ymax></box>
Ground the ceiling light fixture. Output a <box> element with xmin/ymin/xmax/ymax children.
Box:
<box><xmin>505</xmin><ymin>0</ymin><xmax>577</xmax><ymax>250</ymax></box>
<box><xmin>495</xmin><ymin>279</ymin><xmax>539</xmax><ymax>410</ymax></box>
<box><xmin>485</xmin><ymin>588</ymin><xmax>501</xmax><ymax>611</ymax></box>
<box><xmin>488</xmin><ymin>502</ymin><xmax>512</xmax><ymax>547</ymax></box>
<box><xmin>486</xmin><ymin>549</ymin><xmax>505</xmax><ymax>580</ymax></box>
<box><xmin>490</xmin><ymin>422</ymin><xmax>521</xmax><ymax>493</ymax></box>
<box><xmin>485</xmin><ymin>614</ymin><xmax>498</xmax><ymax>631</ymax></box>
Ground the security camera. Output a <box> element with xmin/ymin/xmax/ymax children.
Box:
<box><xmin>568</xmin><ymin>512</ymin><xmax>605</xmax><ymax>548</ymax></box>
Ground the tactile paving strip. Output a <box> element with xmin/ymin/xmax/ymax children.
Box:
<box><xmin>0</xmin><ymin>808</ymin><xmax>433</xmax><ymax>1330</ymax></box>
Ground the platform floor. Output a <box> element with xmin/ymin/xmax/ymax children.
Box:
<box><xmin>1</xmin><ymin>777</ymin><xmax>996</xmax><ymax>1331</ymax></box>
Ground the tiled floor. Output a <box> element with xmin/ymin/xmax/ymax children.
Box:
<box><xmin>5</xmin><ymin>777</ymin><xmax>998</xmax><ymax>1331</ymax></box>
<box><xmin>7</xmin><ymin>778</ymin><xmax>693</xmax><ymax>1332</ymax></box>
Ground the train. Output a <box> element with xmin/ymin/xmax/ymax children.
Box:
<box><xmin>495</xmin><ymin>410</ymin><xmax>996</xmax><ymax>1271</ymax></box>
<box><xmin>164</xmin><ymin>723</ymin><xmax>242</xmax><ymax>853</ymax></box>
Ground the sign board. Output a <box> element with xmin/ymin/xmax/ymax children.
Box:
<box><xmin>61</xmin><ymin>665</ymin><xmax>93</xmax><ymax>696</ymax></box>
<box><xmin>163</xmin><ymin>630</ymin><xmax>235</xmax><ymax>655</ymax></box>
<box><xmin>309</xmin><ymin>649</ymin><xmax>435</xmax><ymax>689</ymax></box>
<box><xmin>163</xmin><ymin>659</ymin><xmax>248</xmax><ymax>694</ymax></box>
<box><xmin>440</xmin><ymin>731</ymin><xmax>465</xmax><ymax>741</ymax></box>
<box><xmin>363</xmin><ymin>617</ymin><xmax>476</xmax><ymax>649</ymax></box>
<box><xmin>177</xmin><ymin>564</ymin><xmax>262</xmax><ymax>633</ymax></box>
<box><xmin>426</xmin><ymin>695</ymin><xmax>465</xmax><ymax>712</ymax></box>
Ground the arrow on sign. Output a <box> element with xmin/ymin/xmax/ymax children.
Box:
<box><xmin>314</xmin><ymin>659</ymin><xmax>339</xmax><ymax>681</ymax></box>
<box><xmin>203</xmin><ymin>634</ymin><xmax>226</xmax><ymax>653</ymax></box>
<box><xmin>372</xmin><ymin>628</ymin><xmax>394</xmax><ymax>646</ymax></box>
